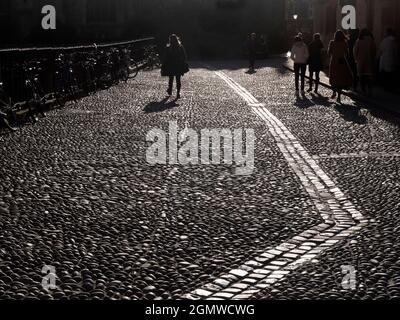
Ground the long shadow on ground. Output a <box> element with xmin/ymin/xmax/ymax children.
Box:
<box><xmin>143</xmin><ymin>97</ymin><xmax>180</xmax><ymax>113</ymax></box>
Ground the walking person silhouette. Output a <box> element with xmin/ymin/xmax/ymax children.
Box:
<box><xmin>379</xmin><ymin>28</ymin><xmax>398</xmax><ymax>92</ymax></box>
<box><xmin>247</xmin><ymin>33</ymin><xmax>258</xmax><ymax>73</ymax></box>
<box><xmin>354</xmin><ymin>28</ymin><xmax>377</xmax><ymax>97</ymax></box>
<box><xmin>290</xmin><ymin>35</ymin><xmax>309</xmax><ymax>95</ymax></box>
<box><xmin>307</xmin><ymin>33</ymin><xmax>324</xmax><ymax>94</ymax></box>
<box><xmin>328</xmin><ymin>30</ymin><xmax>353</xmax><ymax>104</ymax></box>
<box><xmin>161</xmin><ymin>34</ymin><xmax>189</xmax><ymax>99</ymax></box>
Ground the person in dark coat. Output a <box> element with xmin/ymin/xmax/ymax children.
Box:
<box><xmin>247</xmin><ymin>33</ymin><xmax>257</xmax><ymax>72</ymax></box>
<box><xmin>307</xmin><ymin>33</ymin><xmax>324</xmax><ymax>93</ymax></box>
<box><xmin>161</xmin><ymin>34</ymin><xmax>189</xmax><ymax>99</ymax></box>
<box><xmin>347</xmin><ymin>28</ymin><xmax>360</xmax><ymax>91</ymax></box>
<box><xmin>328</xmin><ymin>30</ymin><xmax>353</xmax><ymax>104</ymax></box>
<box><xmin>354</xmin><ymin>28</ymin><xmax>377</xmax><ymax>96</ymax></box>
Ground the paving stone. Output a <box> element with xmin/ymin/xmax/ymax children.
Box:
<box><xmin>231</xmin><ymin>283</ymin><xmax>250</xmax><ymax>290</ymax></box>
<box><xmin>253</xmin><ymin>269</ymin><xmax>272</xmax><ymax>275</ymax></box>
<box><xmin>212</xmin><ymin>292</ymin><xmax>235</xmax><ymax>299</ymax></box>
<box><xmin>248</xmin><ymin>273</ymin><xmax>268</xmax><ymax>280</ymax></box>
<box><xmin>214</xmin><ymin>279</ymin><xmax>231</xmax><ymax>288</ymax></box>
<box><xmin>193</xmin><ymin>289</ymin><xmax>213</xmax><ymax>297</ymax></box>
<box><xmin>222</xmin><ymin>288</ymin><xmax>242</xmax><ymax>294</ymax></box>
<box><xmin>229</xmin><ymin>269</ymin><xmax>248</xmax><ymax>278</ymax></box>
<box><xmin>232</xmin><ymin>294</ymin><xmax>253</xmax><ymax>300</ymax></box>
<box><xmin>241</xmin><ymin>278</ymin><xmax>258</xmax><ymax>284</ymax></box>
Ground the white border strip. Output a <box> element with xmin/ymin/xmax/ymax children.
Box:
<box><xmin>183</xmin><ymin>70</ymin><xmax>368</xmax><ymax>300</ymax></box>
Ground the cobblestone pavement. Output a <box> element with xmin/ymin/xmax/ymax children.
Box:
<box><xmin>0</xmin><ymin>58</ymin><xmax>400</xmax><ymax>300</ymax></box>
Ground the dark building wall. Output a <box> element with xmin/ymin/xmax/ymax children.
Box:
<box><xmin>312</xmin><ymin>0</ymin><xmax>400</xmax><ymax>47</ymax></box>
<box><xmin>0</xmin><ymin>0</ymin><xmax>286</xmax><ymax>56</ymax></box>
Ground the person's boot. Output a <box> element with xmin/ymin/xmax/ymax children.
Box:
<box><xmin>167</xmin><ymin>87</ymin><xmax>172</xmax><ymax>96</ymax></box>
<box><xmin>307</xmin><ymin>80</ymin><xmax>313</xmax><ymax>92</ymax></box>
<box><xmin>177</xmin><ymin>83</ymin><xmax>181</xmax><ymax>99</ymax></box>
<box><xmin>314</xmin><ymin>81</ymin><xmax>319</xmax><ymax>94</ymax></box>
<box><xmin>367</xmin><ymin>83</ymin><xmax>373</xmax><ymax>97</ymax></box>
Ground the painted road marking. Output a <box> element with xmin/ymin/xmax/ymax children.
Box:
<box><xmin>313</xmin><ymin>151</ymin><xmax>400</xmax><ymax>160</ymax></box>
<box><xmin>182</xmin><ymin>70</ymin><xmax>368</xmax><ymax>300</ymax></box>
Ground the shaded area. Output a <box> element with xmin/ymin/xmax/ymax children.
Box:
<box><xmin>144</xmin><ymin>97</ymin><xmax>180</xmax><ymax>113</ymax></box>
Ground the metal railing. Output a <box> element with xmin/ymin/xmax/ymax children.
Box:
<box><xmin>0</xmin><ymin>37</ymin><xmax>155</xmax><ymax>54</ymax></box>
<box><xmin>0</xmin><ymin>37</ymin><xmax>155</xmax><ymax>102</ymax></box>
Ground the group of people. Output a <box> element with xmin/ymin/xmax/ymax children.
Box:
<box><xmin>159</xmin><ymin>29</ymin><xmax>398</xmax><ymax>102</ymax></box>
<box><xmin>290</xmin><ymin>28</ymin><xmax>398</xmax><ymax>104</ymax></box>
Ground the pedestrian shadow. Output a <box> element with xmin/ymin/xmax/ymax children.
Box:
<box><xmin>245</xmin><ymin>69</ymin><xmax>257</xmax><ymax>75</ymax></box>
<box><xmin>309</xmin><ymin>93</ymin><xmax>334</xmax><ymax>107</ymax></box>
<box><xmin>294</xmin><ymin>94</ymin><xmax>315</xmax><ymax>109</ymax></box>
<box><xmin>143</xmin><ymin>97</ymin><xmax>179</xmax><ymax>113</ymax></box>
<box><xmin>352</xmin><ymin>99</ymin><xmax>400</xmax><ymax>128</ymax></box>
<box><xmin>294</xmin><ymin>92</ymin><xmax>335</xmax><ymax>109</ymax></box>
<box><xmin>334</xmin><ymin>103</ymin><xmax>367</xmax><ymax>124</ymax></box>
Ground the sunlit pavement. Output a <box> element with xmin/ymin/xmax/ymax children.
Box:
<box><xmin>1</xmin><ymin>58</ymin><xmax>400</xmax><ymax>300</ymax></box>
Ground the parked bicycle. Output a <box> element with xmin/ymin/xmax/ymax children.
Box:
<box><xmin>0</xmin><ymin>82</ymin><xmax>17</xmax><ymax>131</ymax></box>
<box><xmin>21</xmin><ymin>60</ymin><xmax>47</xmax><ymax>123</ymax></box>
<box><xmin>0</xmin><ymin>39</ymin><xmax>156</xmax><ymax>133</ymax></box>
<box><xmin>143</xmin><ymin>45</ymin><xmax>162</xmax><ymax>70</ymax></box>
<box><xmin>54</xmin><ymin>53</ymin><xmax>79</xmax><ymax>107</ymax></box>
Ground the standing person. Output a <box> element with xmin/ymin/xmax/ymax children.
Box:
<box><xmin>307</xmin><ymin>33</ymin><xmax>324</xmax><ymax>93</ymax></box>
<box><xmin>379</xmin><ymin>28</ymin><xmax>398</xmax><ymax>92</ymax></box>
<box><xmin>247</xmin><ymin>33</ymin><xmax>257</xmax><ymax>72</ymax></box>
<box><xmin>161</xmin><ymin>34</ymin><xmax>189</xmax><ymax>99</ymax></box>
<box><xmin>347</xmin><ymin>28</ymin><xmax>360</xmax><ymax>91</ymax></box>
<box><xmin>354</xmin><ymin>28</ymin><xmax>377</xmax><ymax>96</ymax></box>
<box><xmin>259</xmin><ymin>35</ymin><xmax>268</xmax><ymax>58</ymax></box>
<box><xmin>328</xmin><ymin>30</ymin><xmax>353</xmax><ymax>104</ymax></box>
<box><xmin>290</xmin><ymin>35</ymin><xmax>309</xmax><ymax>94</ymax></box>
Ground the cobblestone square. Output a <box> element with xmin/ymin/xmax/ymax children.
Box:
<box><xmin>1</xmin><ymin>58</ymin><xmax>400</xmax><ymax>300</ymax></box>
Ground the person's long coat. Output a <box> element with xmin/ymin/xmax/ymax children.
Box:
<box><xmin>354</xmin><ymin>36</ymin><xmax>376</xmax><ymax>76</ymax></box>
<box><xmin>380</xmin><ymin>35</ymin><xmax>398</xmax><ymax>72</ymax></box>
<box><xmin>328</xmin><ymin>40</ymin><xmax>353</xmax><ymax>89</ymax></box>
<box><xmin>161</xmin><ymin>45</ymin><xmax>188</xmax><ymax>77</ymax></box>
<box><xmin>308</xmin><ymin>39</ymin><xmax>324</xmax><ymax>71</ymax></box>
<box><xmin>247</xmin><ymin>38</ymin><xmax>257</xmax><ymax>59</ymax></box>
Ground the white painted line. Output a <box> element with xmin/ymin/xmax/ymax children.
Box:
<box><xmin>183</xmin><ymin>70</ymin><xmax>367</xmax><ymax>300</ymax></box>
<box><xmin>314</xmin><ymin>152</ymin><xmax>400</xmax><ymax>159</ymax></box>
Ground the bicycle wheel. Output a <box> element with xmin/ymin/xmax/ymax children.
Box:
<box><xmin>55</xmin><ymin>91</ymin><xmax>67</xmax><ymax>108</ymax></box>
<box><xmin>120</xmin><ymin>66</ymin><xmax>129</xmax><ymax>82</ymax></box>
<box><xmin>129</xmin><ymin>60</ymin><xmax>139</xmax><ymax>79</ymax></box>
<box><xmin>0</xmin><ymin>93</ymin><xmax>17</xmax><ymax>131</ymax></box>
<box><xmin>68</xmin><ymin>79</ymin><xmax>79</xmax><ymax>103</ymax></box>
<box><xmin>0</xmin><ymin>113</ymin><xmax>17</xmax><ymax>132</ymax></box>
